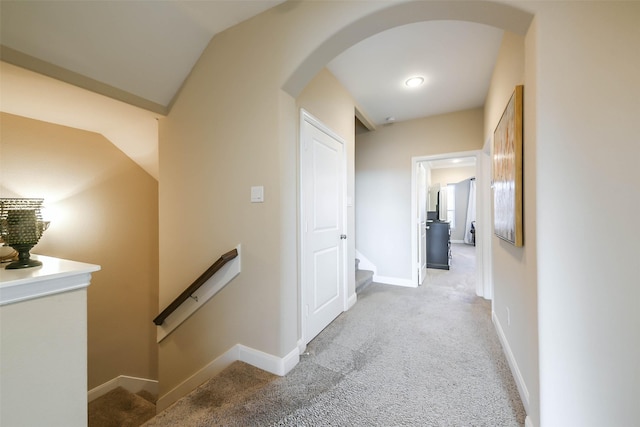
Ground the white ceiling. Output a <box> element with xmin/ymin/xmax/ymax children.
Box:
<box><xmin>327</xmin><ymin>20</ymin><xmax>503</xmax><ymax>125</ymax></box>
<box><xmin>428</xmin><ymin>157</ymin><xmax>477</xmax><ymax>170</ymax></box>
<box><xmin>1</xmin><ymin>0</ymin><xmax>285</xmax><ymax>108</ymax></box>
<box><xmin>0</xmin><ymin>1</ymin><xmax>504</xmax><ymax>177</ymax></box>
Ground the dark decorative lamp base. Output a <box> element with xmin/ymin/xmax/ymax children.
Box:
<box><xmin>5</xmin><ymin>244</ymin><xmax>42</xmax><ymax>269</ymax></box>
<box><xmin>1</xmin><ymin>198</ymin><xmax>48</xmax><ymax>269</ymax></box>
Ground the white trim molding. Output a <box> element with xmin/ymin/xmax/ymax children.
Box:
<box><xmin>156</xmin><ymin>244</ymin><xmax>241</xmax><ymax>343</ymax></box>
<box><xmin>157</xmin><ymin>346</ymin><xmax>238</xmax><ymax>412</ymax></box>
<box><xmin>374</xmin><ymin>275</ymin><xmax>417</xmax><ymax>288</ymax></box>
<box><xmin>238</xmin><ymin>344</ymin><xmax>299</xmax><ymax>377</ymax></box>
<box><xmin>297</xmin><ymin>339</ymin><xmax>307</xmax><ymax>355</ymax></box>
<box><xmin>0</xmin><ymin>255</ymin><xmax>100</xmax><ymax>306</ymax></box>
<box><xmin>346</xmin><ymin>292</ymin><xmax>357</xmax><ymax>310</ymax></box>
<box><xmin>492</xmin><ymin>310</ymin><xmax>531</xmax><ymax>414</ymax></box>
<box><xmin>357</xmin><ymin>244</ymin><xmax>417</xmax><ymax>289</ymax></box>
<box><xmin>156</xmin><ymin>343</ymin><xmax>299</xmax><ymax>412</ymax></box>
<box><xmin>88</xmin><ymin>375</ymin><xmax>158</xmax><ymax>403</ymax></box>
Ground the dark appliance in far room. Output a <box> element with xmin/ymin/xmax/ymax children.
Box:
<box><xmin>426</xmin><ymin>219</ymin><xmax>451</xmax><ymax>270</ymax></box>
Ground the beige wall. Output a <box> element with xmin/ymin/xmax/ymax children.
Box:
<box><xmin>531</xmin><ymin>3</ymin><xmax>640</xmax><ymax>426</ymax></box>
<box><xmin>156</xmin><ymin>0</ymin><xmax>534</xmax><ymax>403</ymax></box>
<box><xmin>155</xmin><ymin>2</ymin><xmax>639</xmax><ymax>425</ymax></box>
<box><xmin>2</xmin><ymin>1</ymin><xmax>637</xmax><ymax>425</ymax></box>
<box><xmin>484</xmin><ymin>31</ymin><xmax>525</xmax><ymax>143</ymax></box>
<box><xmin>355</xmin><ymin>109</ymin><xmax>483</xmax><ymax>281</ymax></box>
<box><xmin>430</xmin><ymin>166</ymin><xmax>476</xmax><ymax>187</ymax></box>
<box><xmin>155</xmin><ymin>1</ymin><xmax>394</xmax><ymax>397</ymax></box>
<box><xmin>157</xmin><ymin>13</ymin><xmax>289</xmax><ymax>393</ymax></box>
<box><xmin>0</xmin><ymin>112</ymin><xmax>159</xmax><ymax>389</ymax></box>
<box><xmin>483</xmin><ymin>29</ymin><xmax>539</xmax><ymax>425</ymax></box>
<box><xmin>157</xmin><ymin>62</ymin><xmax>359</xmax><ymax>397</ymax></box>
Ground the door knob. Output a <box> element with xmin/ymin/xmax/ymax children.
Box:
<box><xmin>340</xmin><ymin>234</ymin><xmax>347</xmax><ymax>240</ymax></box>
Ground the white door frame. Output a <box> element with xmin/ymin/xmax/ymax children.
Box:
<box><xmin>479</xmin><ymin>139</ymin><xmax>493</xmax><ymax>299</ymax></box>
<box><xmin>410</xmin><ymin>150</ymin><xmax>492</xmax><ymax>298</ymax></box>
<box><xmin>416</xmin><ymin>162</ymin><xmax>428</xmax><ymax>285</ymax></box>
<box><xmin>299</xmin><ymin>109</ymin><xmax>349</xmax><ymax>350</ymax></box>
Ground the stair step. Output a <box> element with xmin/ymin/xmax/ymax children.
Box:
<box><xmin>88</xmin><ymin>386</ymin><xmax>156</xmax><ymax>427</ymax></box>
<box><xmin>147</xmin><ymin>361</ymin><xmax>275</xmax><ymax>425</ymax></box>
<box><xmin>356</xmin><ymin>269</ymin><xmax>374</xmax><ymax>292</ymax></box>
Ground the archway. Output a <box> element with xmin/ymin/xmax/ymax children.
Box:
<box><xmin>284</xmin><ymin>1</ymin><xmax>532</xmax><ymax>295</ymax></box>
<box><xmin>283</xmin><ymin>0</ymin><xmax>533</xmax><ymax>98</ymax></box>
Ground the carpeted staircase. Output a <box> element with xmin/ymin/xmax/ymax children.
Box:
<box><xmin>355</xmin><ymin>258</ymin><xmax>373</xmax><ymax>292</ymax></box>
<box><xmin>89</xmin><ymin>260</ymin><xmax>373</xmax><ymax>427</ymax></box>
<box><xmin>88</xmin><ymin>387</ymin><xmax>156</xmax><ymax>427</ymax></box>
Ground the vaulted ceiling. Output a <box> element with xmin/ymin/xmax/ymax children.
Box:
<box><xmin>1</xmin><ymin>1</ymin><xmax>504</xmax><ymax>178</ymax></box>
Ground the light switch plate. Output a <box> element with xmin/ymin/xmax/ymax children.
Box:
<box><xmin>251</xmin><ymin>186</ymin><xmax>264</xmax><ymax>203</ymax></box>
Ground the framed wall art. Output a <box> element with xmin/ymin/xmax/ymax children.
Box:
<box><xmin>493</xmin><ymin>85</ymin><xmax>523</xmax><ymax>246</ymax></box>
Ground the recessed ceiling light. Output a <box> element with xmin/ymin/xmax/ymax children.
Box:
<box><xmin>405</xmin><ymin>76</ymin><xmax>425</xmax><ymax>88</ymax></box>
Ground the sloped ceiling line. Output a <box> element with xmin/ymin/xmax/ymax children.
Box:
<box><xmin>1</xmin><ymin>45</ymin><xmax>168</xmax><ymax>115</ymax></box>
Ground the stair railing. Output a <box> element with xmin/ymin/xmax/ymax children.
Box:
<box><xmin>153</xmin><ymin>248</ymin><xmax>238</xmax><ymax>326</ymax></box>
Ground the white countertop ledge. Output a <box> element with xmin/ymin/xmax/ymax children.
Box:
<box><xmin>0</xmin><ymin>254</ymin><xmax>101</xmax><ymax>306</ymax></box>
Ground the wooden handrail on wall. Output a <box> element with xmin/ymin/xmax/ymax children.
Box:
<box><xmin>153</xmin><ymin>248</ymin><xmax>238</xmax><ymax>326</ymax></box>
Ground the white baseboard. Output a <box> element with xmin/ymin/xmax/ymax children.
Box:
<box><xmin>525</xmin><ymin>415</ymin><xmax>535</xmax><ymax>427</ymax></box>
<box><xmin>157</xmin><ymin>342</ymin><xmax>299</xmax><ymax>412</ymax></box>
<box><xmin>374</xmin><ymin>275</ymin><xmax>417</xmax><ymax>288</ymax></box>
<box><xmin>157</xmin><ymin>346</ymin><xmax>237</xmax><ymax>412</ymax></box>
<box><xmin>88</xmin><ymin>375</ymin><xmax>158</xmax><ymax>402</ymax></box>
<box><xmin>492</xmin><ymin>311</ymin><xmax>530</xmax><ymax>414</ymax></box>
<box><xmin>356</xmin><ymin>251</ymin><xmax>415</xmax><ymax>288</ymax></box>
<box><xmin>238</xmin><ymin>344</ymin><xmax>299</xmax><ymax>376</ymax></box>
<box><xmin>297</xmin><ymin>338</ymin><xmax>307</xmax><ymax>355</ymax></box>
<box><xmin>346</xmin><ymin>292</ymin><xmax>357</xmax><ymax>310</ymax></box>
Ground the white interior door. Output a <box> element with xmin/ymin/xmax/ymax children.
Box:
<box><xmin>301</xmin><ymin>111</ymin><xmax>346</xmax><ymax>344</ymax></box>
<box><xmin>417</xmin><ymin>163</ymin><xmax>427</xmax><ymax>284</ymax></box>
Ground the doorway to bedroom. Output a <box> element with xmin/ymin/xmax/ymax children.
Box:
<box><xmin>411</xmin><ymin>150</ymin><xmax>492</xmax><ymax>299</ymax></box>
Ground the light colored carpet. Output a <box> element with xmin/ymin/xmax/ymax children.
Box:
<box><xmin>146</xmin><ymin>243</ymin><xmax>525</xmax><ymax>426</ymax></box>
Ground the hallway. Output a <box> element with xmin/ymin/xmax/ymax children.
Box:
<box><xmin>147</xmin><ymin>244</ymin><xmax>525</xmax><ymax>426</ymax></box>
